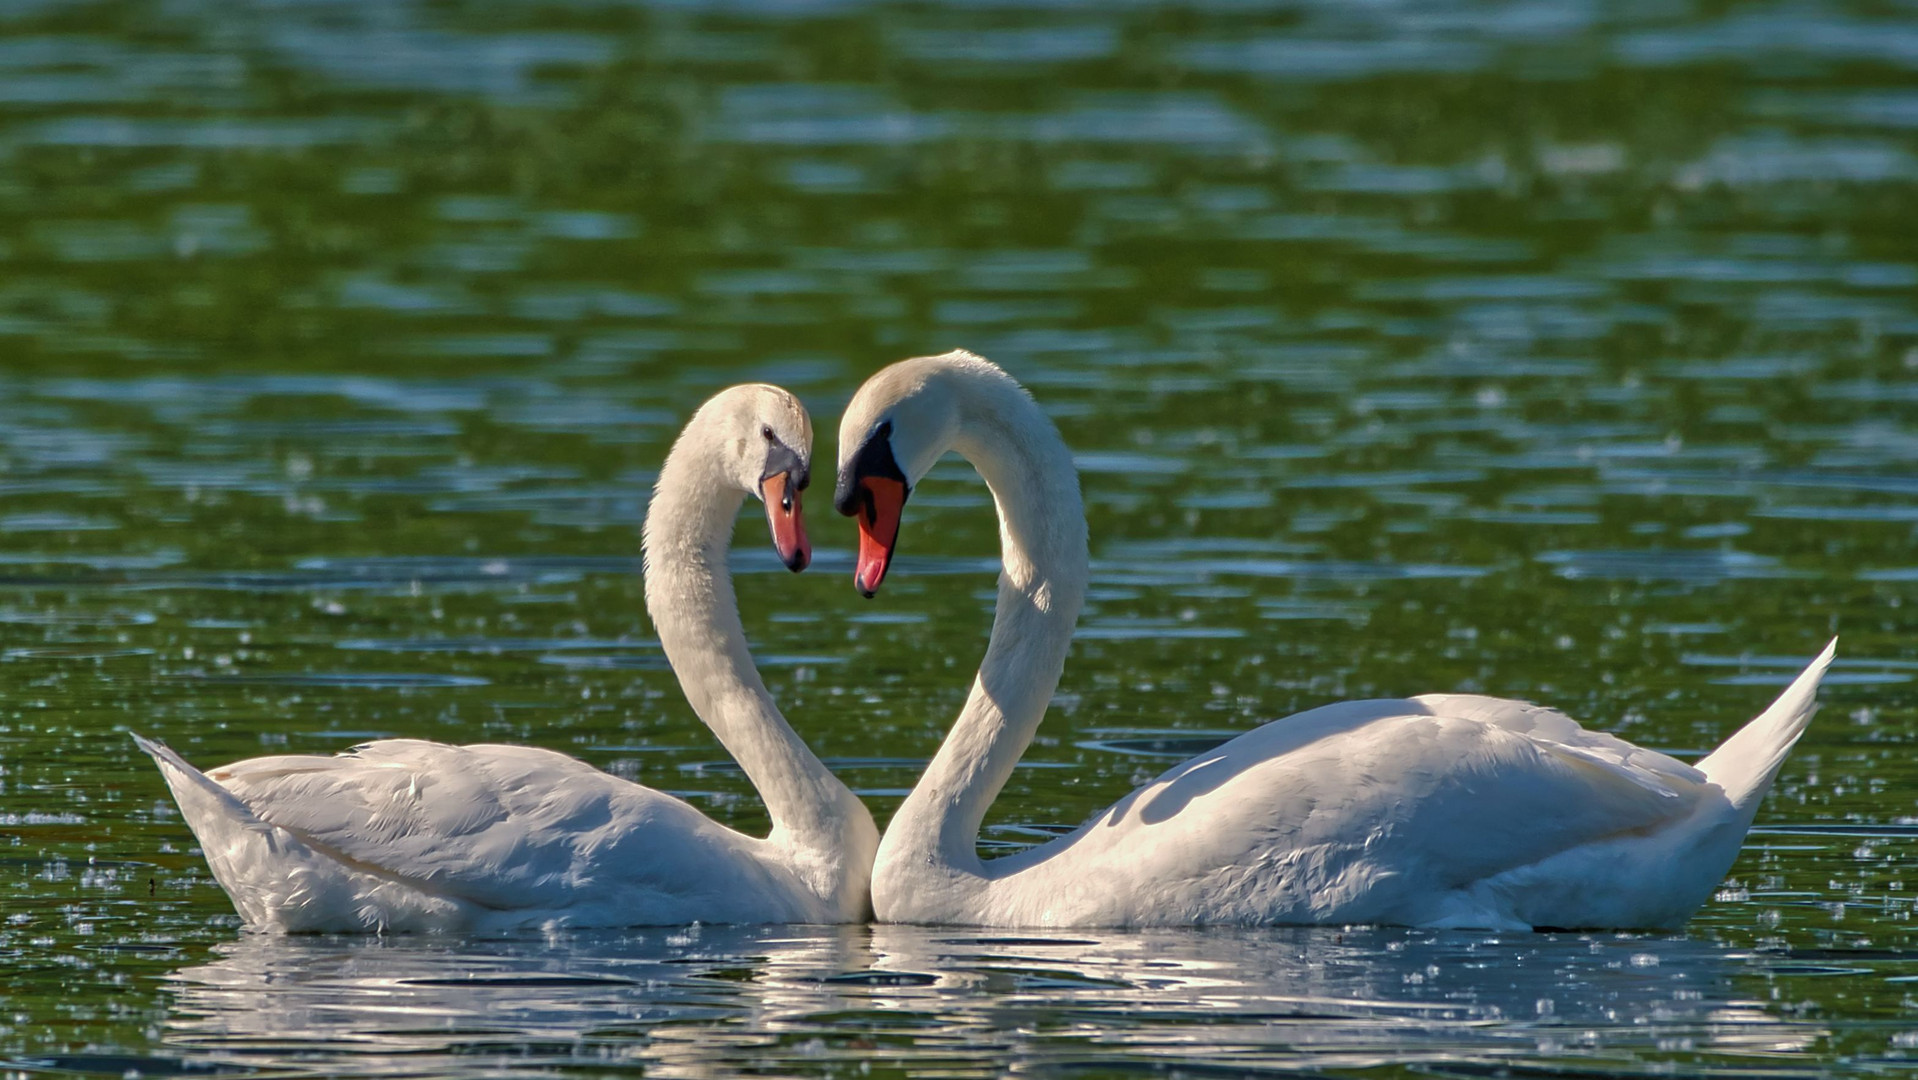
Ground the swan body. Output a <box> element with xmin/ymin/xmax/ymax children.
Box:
<box><xmin>834</xmin><ymin>350</ymin><xmax>1832</xmax><ymax>930</ymax></box>
<box><xmin>141</xmin><ymin>385</ymin><xmax>878</xmax><ymax>933</ymax></box>
<box><xmin>134</xmin><ymin>737</ymin><xmax>850</xmax><ymax>931</ymax></box>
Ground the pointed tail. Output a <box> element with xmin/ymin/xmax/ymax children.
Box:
<box><xmin>133</xmin><ymin>733</ymin><xmax>273</xmax><ymax>849</ymax></box>
<box><xmin>136</xmin><ymin>733</ymin><xmax>296</xmax><ymax>928</ymax></box>
<box><xmin>1695</xmin><ymin>639</ymin><xmax>1836</xmax><ymax>812</ymax></box>
<box><xmin>134</xmin><ymin>734</ymin><xmax>250</xmax><ymax>814</ymax></box>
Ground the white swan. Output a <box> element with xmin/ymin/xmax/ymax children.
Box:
<box><xmin>833</xmin><ymin>349</ymin><xmax>1834</xmax><ymax>930</ymax></box>
<box><xmin>138</xmin><ymin>384</ymin><xmax>878</xmax><ymax>932</ymax></box>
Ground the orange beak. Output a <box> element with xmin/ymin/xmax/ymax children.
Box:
<box><xmin>853</xmin><ymin>476</ymin><xmax>907</xmax><ymax>598</ymax></box>
<box><xmin>761</xmin><ymin>473</ymin><xmax>810</xmax><ymax>572</ymax></box>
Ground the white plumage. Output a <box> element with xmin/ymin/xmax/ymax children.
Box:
<box><xmin>140</xmin><ymin>385</ymin><xmax>877</xmax><ymax>933</ymax></box>
<box><xmin>136</xmin><ymin>737</ymin><xmax>832</xmax><ymax>931</ymax></box>
<box><xmin>836</xmin><ymin>350</ymin><xmax>1831</xmax><ymax>930</ymax></box>
<box><xmin>957</xmin><ymin>670</ymin><xmax>1828</xmax><ymax>930</ymax></box>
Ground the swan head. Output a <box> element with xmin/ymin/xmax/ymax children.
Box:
<box><xmin>834</xmin><ymin>351</ymin><xmax>996</xmax><ymax>596</ymax></box>
<box><xmin>700</xmin><ymin>383</ymin><xmax>814</xmax><ymax>572</ymax></box>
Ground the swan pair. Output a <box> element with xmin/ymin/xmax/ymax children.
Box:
<box><xmin>140</xmin><ymin>352</ymin><xmax>1835</xmax><ymax>932</ymax></box>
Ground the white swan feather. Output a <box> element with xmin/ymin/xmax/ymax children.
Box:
<box><xmin>140</xmin><ymin>385</ymin><xmax>877</xmax><ymax>933</ymax></box>
<box><xmin>836</xmin><ymin>350</ymin><xmax>1831</xmax><ymax>931</ymax></box>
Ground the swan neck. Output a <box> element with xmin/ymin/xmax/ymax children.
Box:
<box><xmin>889</xmin><ymin>374</ymin><xmax>1088</xmax><ymax>881</ymax></box>
<box><xmin>642</xmin><ymin>433</ymin><xmax>869</xmax><ymax>868</ymax></box>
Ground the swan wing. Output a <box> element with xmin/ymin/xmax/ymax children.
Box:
<box><xmin>208</xmin><ymin>740</ymin><xmax>791</xmax><ymax>915</ymax></box>
<box><xmin>1408</xmin><ymin>693</ymin><xmax>1711</xmax><ymax>803</ymax></box>
<box><xmin>1031</xmin><ymin>698</ymin><xmax>1717</xmax><ymax>925</ymax></box>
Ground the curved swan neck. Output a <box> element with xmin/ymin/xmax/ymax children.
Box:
<box><xmin>886</xmin><ymin>362</ymin><xmax>1089</xmax><ymax>877</ymax></box>
<box><xmin>641</xmin><ymin>422</ymin><xmax>864</xmax><ymax>857</ymax></box>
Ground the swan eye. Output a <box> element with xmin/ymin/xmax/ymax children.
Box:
<box><xmin>761</xmin><ymin>424</ymin><xmax>775</xmax><ymax>441</ymax></box>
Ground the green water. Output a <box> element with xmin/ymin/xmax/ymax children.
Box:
<box><xmin>2</xmin><ymin>0</ymin><xmax>1918</xmax><ymax>1075</ymax></box>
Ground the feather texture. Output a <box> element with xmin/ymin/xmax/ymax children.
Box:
<box><xmin>848</xmin><ymin>351</ymin><xmax>1829</xmax><ymax>930</ymax></box>
<box><xmin>140</xmin><ymin>386</ymin><xmax>877</xmax><ymax>933</ymax></box>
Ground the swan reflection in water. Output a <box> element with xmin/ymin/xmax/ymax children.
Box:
<box><xmin>161</xmin><ymin>925</ymin><xmax>1823</xmax><ymax>1077</ymax></box>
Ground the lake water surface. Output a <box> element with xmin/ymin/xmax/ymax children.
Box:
<box><xmin>3</xmin><ymin>0</ymin><xmax>1918</xmax><ymax>1076</ymax></box>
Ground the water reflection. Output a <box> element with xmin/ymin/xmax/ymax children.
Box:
<box><xmin>153</xmin><ymin>926</ymin><xmax>1826</xmax><ymax>1077</ymax></box>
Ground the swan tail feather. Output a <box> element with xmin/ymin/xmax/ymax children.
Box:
<box><xmin>133</xmin><ymin>733</ymin><xmax>262</xmax><ymax>826</ymax></box>
<box><xmin>1694</xmin><ymin>638</ymin><xmax>1835</xmax><ymax>812</ymax></box>
<box><xmin>133</xmin><ymin>733</ymin><xmax>285</xmax><ymax>884</ymax></box>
